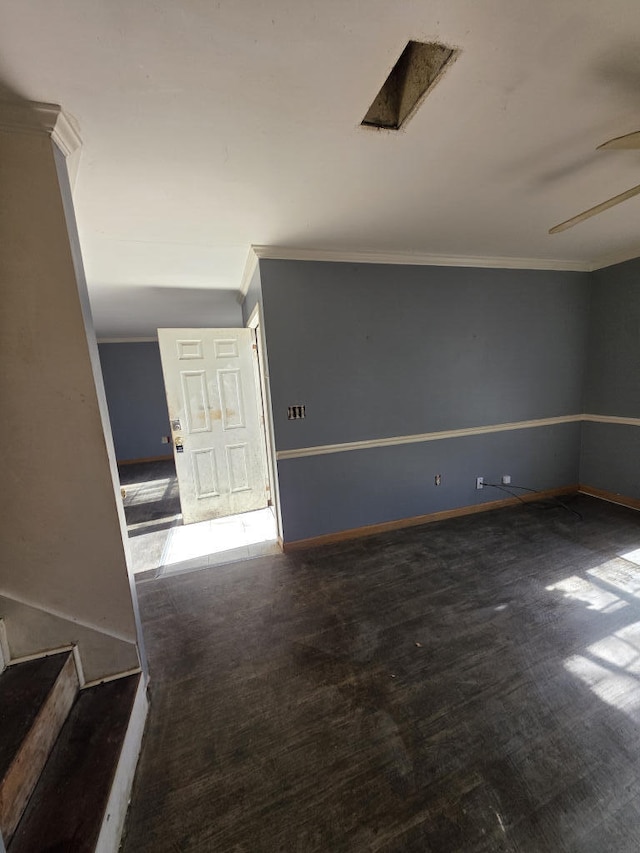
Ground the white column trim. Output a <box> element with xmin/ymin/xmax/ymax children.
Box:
<box><xmin>0</xmin><ymin>100</ymin><xmax>81</xmax><ymax>157</ymax></box>
<box><xmin>238</xmin><ymin>246</ymin><xmax>259</xmax><ymax>301</ymax></box>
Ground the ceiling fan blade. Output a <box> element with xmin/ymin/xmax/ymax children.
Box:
<box><xmin>549</xmin><ymin>182</ymin><xmax>640</xmax><ymax>234</ymax></box>
<box><xmin>597</xmin><ymin>131</ymin><xmax>640</xmax><ymax>150</ymax></box>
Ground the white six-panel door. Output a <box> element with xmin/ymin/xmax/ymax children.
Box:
<box><xmin>157</xmin><ymin>328</ymin><xmax>268</xmax><ymax>524</ymax></box>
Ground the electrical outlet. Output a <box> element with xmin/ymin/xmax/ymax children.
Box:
<box><xmin>476</xmin><ymin>476</ymin><xmax>484</xmax><ymax>489</ymax></box>
<box><xmin>435</xmin><ymin>474</ymin><xmax>441</xmax><ymax>486</ymax></box>
<box><xmin>502</xmin><ymin>474</ymin><xmax>511</xmax><ymax>485</ymax></box>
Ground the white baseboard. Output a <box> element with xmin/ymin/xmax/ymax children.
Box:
<box><xmin>95</xmin><ymin>675</ymin><xmax>148</xmax><ymax>853</ymax></box>
<box><xmin>0</xmin><ymin>594</ymin><xmax>139</xmax><ymax>683</ymax></box>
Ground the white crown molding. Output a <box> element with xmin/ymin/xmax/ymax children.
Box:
<box><xmin>51</xmin><ymin>110</ymin><xmax>82</xmax><ymax>158</ymax></box>
<box><xmin>251</xmin><ymin>245</ymin><xmax>590</xmax><ymax>272</ymax></box>
<box><xmin>588</xmin><ymin>245</ymin><xmax>640</xmax><ymax>272</ymax></box>
<box><xmin>0</xmin><ymin>100</ymin><xmax>81</xmax><ymax>157</ymax></box>
<box><xmin>238</xmin><ymin>246</ymin><xmax>259</xmax><ymax>302</ymax></box>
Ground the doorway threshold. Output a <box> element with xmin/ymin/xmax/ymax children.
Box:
<box><xmin>132</xmin><ymin>507</ymin><xmax>279</xmax><ymax>580</ymax></box>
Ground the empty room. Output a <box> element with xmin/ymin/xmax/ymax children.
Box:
<box><xmin>2</xmin><ymin>1</ymin><xmax>640</xmax><ymax>851</ymax></box>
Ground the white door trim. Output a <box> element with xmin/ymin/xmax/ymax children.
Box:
<box><xmin>246</xmin><ymin>303</ymin><xmax>283</xmax><ymax>543</ymax></box>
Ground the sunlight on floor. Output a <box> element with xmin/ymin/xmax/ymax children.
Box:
<box><xmin>546</xmin><ymin>572</ymin><xmax>629</xmax><ymax>615</ymax></box>
<box><xmin>621</xmin><ymin>548</ymin><xmax>640</xmax><ymax>566</ymax></box>
<box><xmin>159</xmin><ymin>507</ymin><xmax>279</xmax><ymax>575</ymax></box>
<box><xmin>123</xmin><ymin>477</ymin><xmax>177</xmax><ymax>505</ymax></box>
<box><xmin>128</xmin><ymin>508</ymin><xmax>279</xmax><ymax>577</ymax></box>
<box><xmin>548</xmin><ymin>553</ymin><xmax>640</xmax><ymax>720</ymax></box>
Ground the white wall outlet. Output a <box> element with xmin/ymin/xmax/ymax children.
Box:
<box><xmin>502</xmin><ymin>475</ymin><xmax>511</xmax><ymax>485</ymax></box>
<box><xmin>476</xmin><ymin>476</ymin><xmax>484</xmax><ymax>489</ymax></box>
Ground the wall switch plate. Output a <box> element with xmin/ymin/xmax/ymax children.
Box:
<box><xmin>287</xmin><ymin>405</ymin><xmax>306</xmax><ymax>420</ymax></box>
<box><xmin>476</xmin><ymin>476</ymin><xmax>484</xmax><ymax>489</ymax></box>
<box><xmin>502</xmin><ymin>474</ymin><xmax>511</xmax><ymax>485</ymax></box>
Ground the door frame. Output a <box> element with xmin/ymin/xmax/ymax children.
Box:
<box><xmin>246</xmin><ymin>303</ymin><xmax>283</xmax><ymax>545</ymax></box>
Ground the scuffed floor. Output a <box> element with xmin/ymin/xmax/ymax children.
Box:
<box><xmin>123</xmin><ymin>496</ymin><xmax>640</xmax><ymax>852</ymax></box>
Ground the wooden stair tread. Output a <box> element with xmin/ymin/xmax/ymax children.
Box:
<box><xmin>9</xmin><ymin>673</ymin><xmax>140</xmax><ymax>853</ymax></box>
<box><xmin>0</xmin><ymin>653</ymin><xmax>71</xmax><ymax>781</ymax></box>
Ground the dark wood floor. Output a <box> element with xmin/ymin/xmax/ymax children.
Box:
<box><xmin>122</xmin><ymin>495</ymin><xmax>640</xmax><ymax>852</ymax></box>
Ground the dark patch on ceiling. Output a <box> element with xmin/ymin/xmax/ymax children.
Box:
<box><xmin>362</xmin><ymin>40</ymin><xmax>459</xmax><ymax>131</ymax></box>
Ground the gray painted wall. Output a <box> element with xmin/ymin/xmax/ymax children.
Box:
<box><xmin>99</xmin><ymin>342</ymin><xmax>171</xmax><ymax>462</ymax></box>
<box><xmin>278</xmin><ymin>423</ymin><xmax>581</xmax><ymax>541</ymax></box>
<box><xmin>585</xmin><ymin>257</ymin><xmax>640</xmax><ymax>418</ymax></box>
<box><xmin>260</xmin><ymin>261</ymin><xmax>590</xmax><ymax>450</ymax></box>
<box><xmin>98</xmin><ymin>291</ymin><xmax>248</xmax><ymax>461</ymax></box>
<box><xmin>581</xmin><ymin>257</ymin><xmax>640</xmax><ymax>499</ymax></box>
<box><xmin>581</xmin><ymin>422</ymin><xmax>640</xmax><ymax>500</ymax></box>
<box><xmin>91</xmin><ymin>287</ymin><xmax>243</xmax><ymax>339</ymax></box>
<box><xmin>259</xmin><ymin>260</ymin><xmax>591</xmax><ymax>541</ymax></box>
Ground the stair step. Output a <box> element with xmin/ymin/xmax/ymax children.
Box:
<box><xmin>9</xmin><ymin>673</ymin><xmax>140</xmax><ymax>853</ymax></box>
<box><xmin>0</xmin><ymin>652</ymin><xmax>78</xmax><ymax>843</ymax></box>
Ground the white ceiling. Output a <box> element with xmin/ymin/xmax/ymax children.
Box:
<box><xmin>2</xmin><ymin>0</ymin><xmax>640</xmax><ymax>328</ymax></box>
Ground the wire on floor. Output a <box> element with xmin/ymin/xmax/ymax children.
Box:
<box><xmin>483</xmin><ymin>482</ymin><xmax>583</xmax><ymax>521</ymax></box>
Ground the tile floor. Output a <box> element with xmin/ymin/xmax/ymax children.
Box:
<box><xmin>119</xmin><ymin>460</ymin><xmax>279</xmax><ymax>577</ymax></box>
<box><xmin>158</xmin><ymin>507</ymin><xmax>280</xmax><ymax>577</ymax></box>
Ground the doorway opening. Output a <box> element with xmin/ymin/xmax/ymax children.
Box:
<box><xmin>116</xmin><ymin>318</ymin><xmax>279</xmax><ymax>577</ymax></box>
<box><xmin>120</xmin><ymin>453</ymin><xmax>278</xmax><ymax>578</ymax></box>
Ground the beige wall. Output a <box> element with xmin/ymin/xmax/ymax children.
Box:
<box><xmin>0</xmin><ymin>125</ymin><xmax>140</xmax><ymax>677</ymax></box>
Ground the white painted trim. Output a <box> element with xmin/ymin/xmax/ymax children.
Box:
<box><xmin>582</xmin><ymin>413</ymin><xmax>640</xmax><ymax>427</ymax></box>
<box><xmin>97</xmin><ymin>337</ymin><xmax>158</xmax><ymax>344</ymax></box>
<box><xmin>72</xmin><ymin>644</ymin><xmax>86</xmax><ymax>688</ymax></box>
<box><xmin>276</xmin><ymin>414</ymin><xmax>585</xmax><ymax>460</ymax></box>
<box><xmin>246</xmin><ymin>303</ymin><xmax>284</xmax><ymax>542</ymax></box>
<box><xmin>51</xmin><ymin>111</ymin><xmax>82</xmax><ymax>158</ymax></box>
<box><xmin>82</xmin><ymin>666</ymin><xmax>142</xmax><ymax>689</ymax></box>
<box><xmin>589</xmin><ymin>245</ymin><xmax>640</xmax><ymax>271</ymax></box>
<box><xmin>7</xmin><ymin>644</ymin><xmax>76</xmax><ymax>666</ymax></box>
<box><xmin>7</xmin><ymin>643</ymin><xmax>86</xmax><ymax>688</ymax></box>
<box><xmin>0</xmin><ymin>589</ymin><xmax>137</xmax><ymax>645</ymax></box>
<box><xmin>251</xmin><ymin>244</ymin><xmax>590</xmax><ymax>272</ymax></box>
<box><xmin>0</xmin><ymin>100</ymin><xmax>81</xmax><ymax>156</ymax></box>
<box><xmin>95</xmin><ymin>675</ymin><xmax>148</xmax><ymax>853</ymax></box>
<box><xmin>238</xmin><ymin>247</ymin><xmax>259</xmax><ymax>301</ymax></box>
<box><xmin>246</xmin><ymin>302</ymin><xmax>260</xmax><ymax>331</ymax></box>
